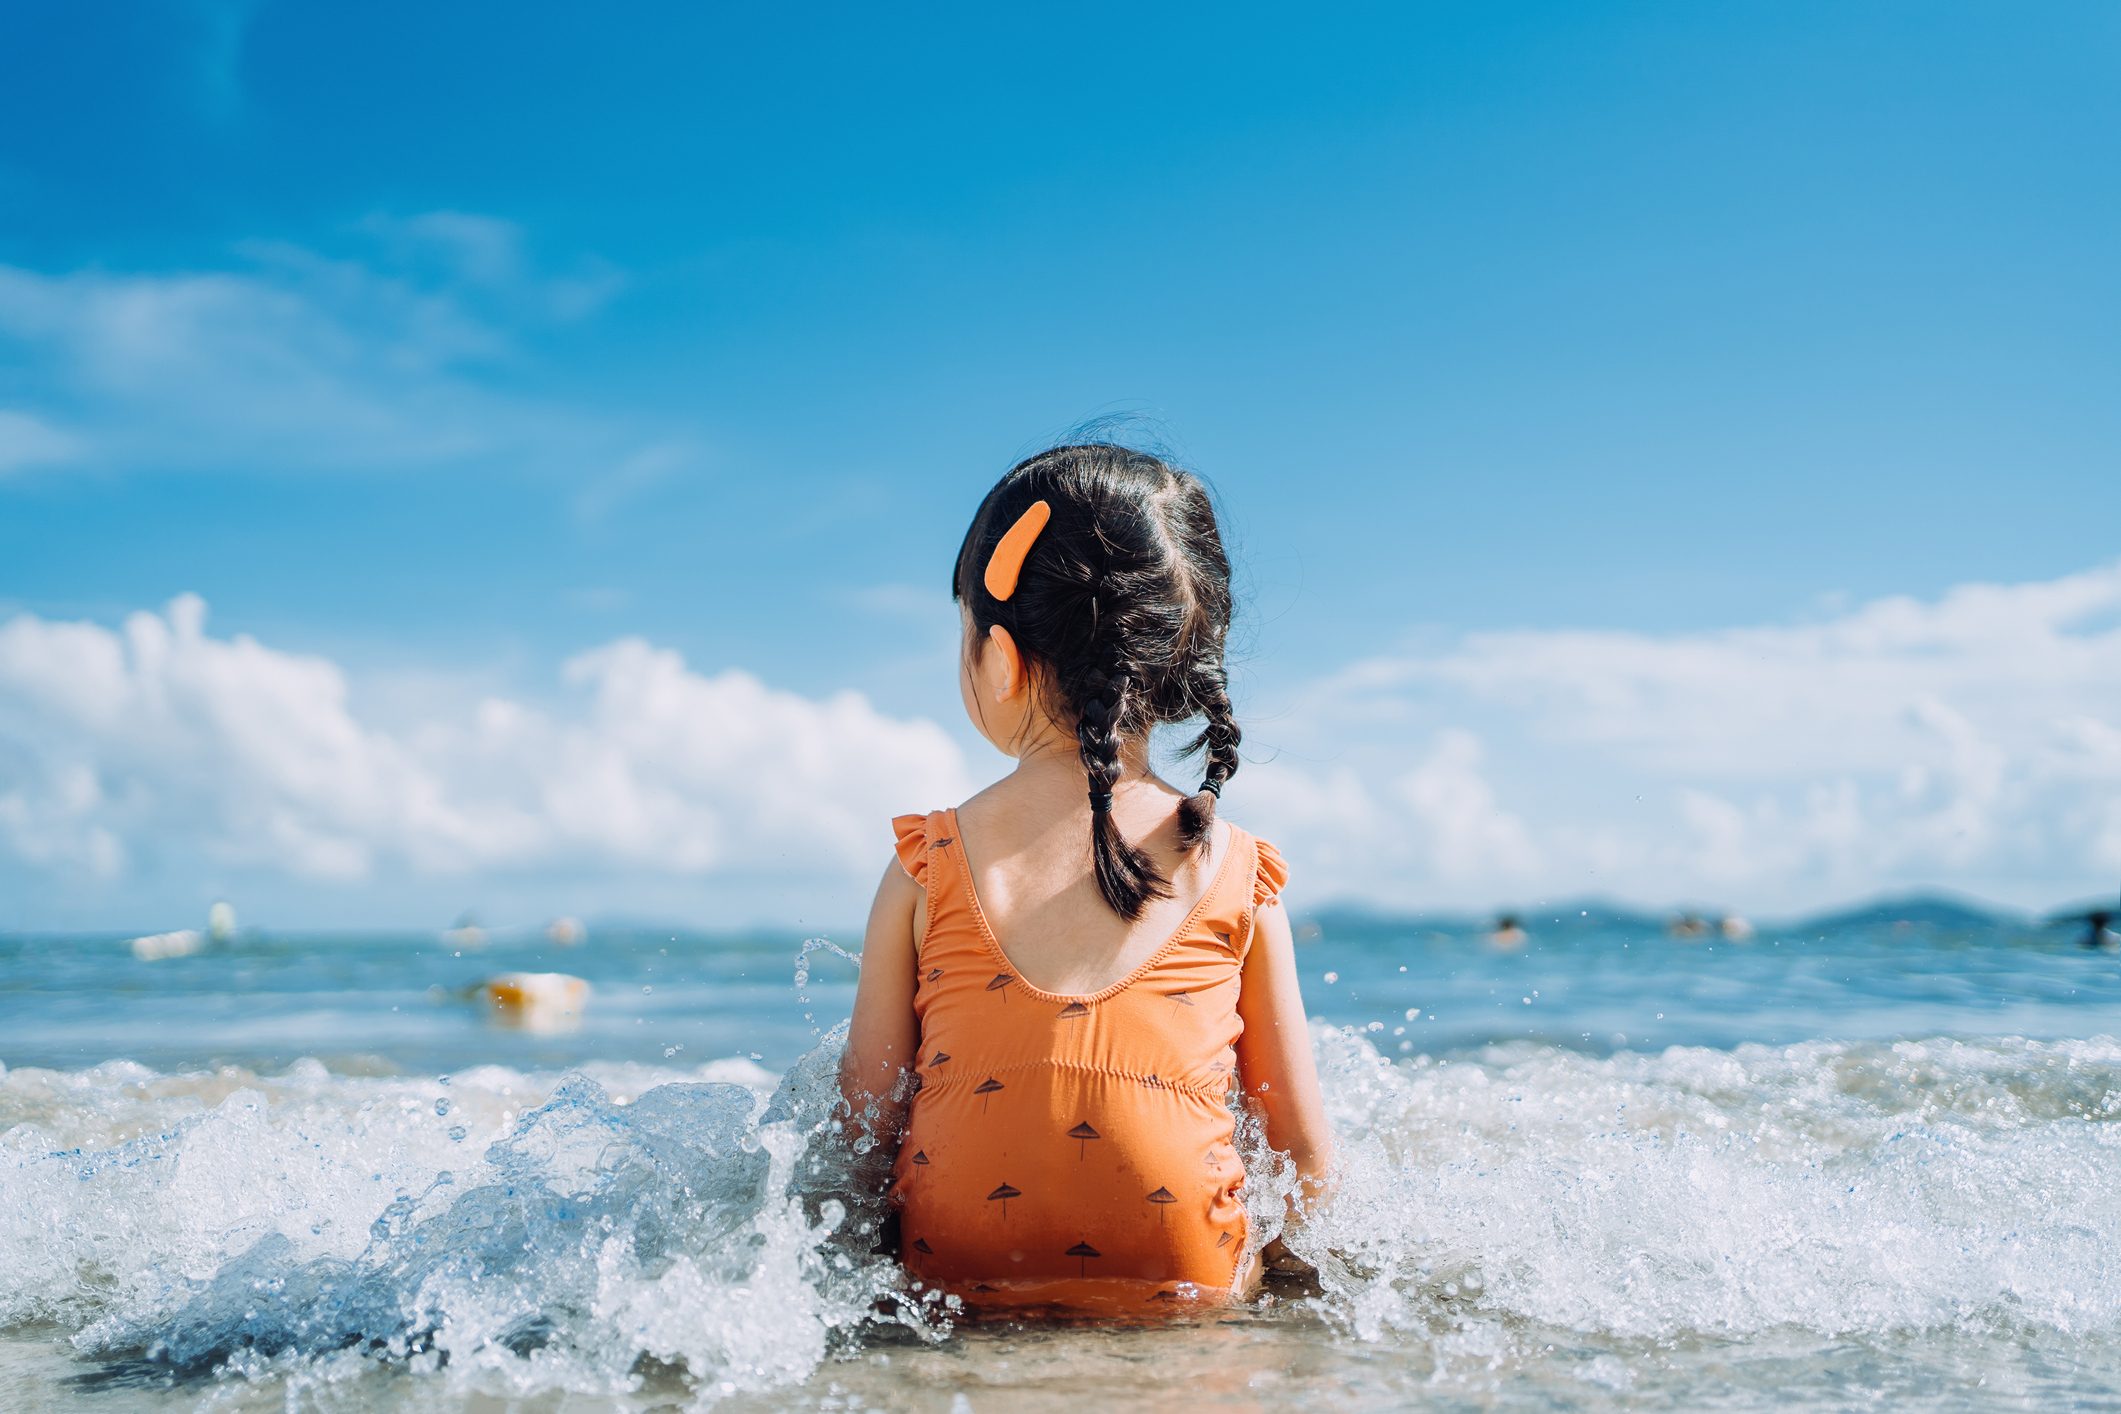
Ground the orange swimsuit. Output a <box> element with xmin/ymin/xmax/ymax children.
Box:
<box><xmin>887</xmin><ymin>808</ymin><xmax>1287</xmax><ymax>1312</ymax></box>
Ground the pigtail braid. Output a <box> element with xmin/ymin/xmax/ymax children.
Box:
<box><xmin>1176</xmin><ymin>664</ymin><xmax>1242</xmax><ymax>848</ymax></box>
<box><xmin>1075</xmin><ymin>666</ymin><xmax>1171</xmax><ymax>920</ymax></box>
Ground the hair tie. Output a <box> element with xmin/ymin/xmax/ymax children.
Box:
<box><xmin>1088</xmin><ymin>790</ymin><xmax>1114</xmax><ymax>811</ymax></box>
<box><xmin>1199</xmin><ymin>777</ymin><xmax>1223</xmax><ymax>798</ymax></box>
<box><xmin>983</xmin><ymin>500</ymin><xmax>1051</xmax><ymax>601</ymax></box>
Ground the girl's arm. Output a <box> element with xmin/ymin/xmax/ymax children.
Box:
<box><xmin>1234</xmin><ymin>898</ymin><xmax>1333</xmax><ymax>1211</ymax></box>
<box><xmin>837</xmin><ymin>858</ymin><xmax>923</xmax><ymax>1150</ymax></box>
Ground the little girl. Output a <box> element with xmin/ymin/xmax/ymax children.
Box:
<box><xmin>840</xmin><ymin>443</ymin><xmax>1331</xmax><ymax>1311</ymax></box>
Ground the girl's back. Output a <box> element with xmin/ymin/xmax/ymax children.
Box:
<box><xmin>887</xmin><ymin>800</ymin><xmax>1285</xmax><ymax>1308</ymax></box>
<box><xmin>838</xmin><ymin>443</ymin><xmax>1330</xmax><ymax>1315</ymax></box>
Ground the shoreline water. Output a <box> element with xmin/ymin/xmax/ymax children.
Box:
<box><xmin>5</xmin><ymin>918</ymin><xmax>2120</xmax><ymax>1408</ymax></box>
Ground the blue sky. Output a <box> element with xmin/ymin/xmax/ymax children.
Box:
<box><xmin>2</xmin><ymin>3</ymin><xmax>2118</xmax><ymax>930</ymax></box>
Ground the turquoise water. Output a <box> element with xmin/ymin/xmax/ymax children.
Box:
<box><xmin>5</xmin><ymin>905</ymin><xmax>2112</xmax><ymax>1073</ymax></box>
<box><xmin>4</xmin><ymin>905</ymin><xmax>2120</xmax><ymax>1408</ymax></box>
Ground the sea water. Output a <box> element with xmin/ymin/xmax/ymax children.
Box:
<box><xmin>3</xmin><ymin>909</ymin><xmax>2119</xmax><ymax>1409</ymax></box>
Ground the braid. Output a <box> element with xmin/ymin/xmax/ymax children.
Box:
<box><xmin>1074</xmin><ymin>665</ymin><xmax>1171</xmax><ymax>920</ymax></box>
<box><xmin>1176</xmin><ymin>665</ymin><xmax>1241</xmax><ymax>847</ymax></box>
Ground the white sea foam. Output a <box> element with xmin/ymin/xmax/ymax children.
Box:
<box><xmin>3</xmin><ymin>1028</ymin><xmax>2119</xmax><ymax>1406</ymax></box>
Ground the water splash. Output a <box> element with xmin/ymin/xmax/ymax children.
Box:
<box><xmin>5</xmin><ymin>1027</ymin><xmax>2121</xmax><ymax>1405</ymax></box>
<box><xmin>793</xmin><ymin>937</ymin><xmax>862</xmax><ymax>1039</ymax></box>
<box><xmin>1</xmin><ymin>1037</ymin><xmax>949</xmax><ymax>1404</ymax></box>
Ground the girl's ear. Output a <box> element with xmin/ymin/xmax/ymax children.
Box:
<box><xmin>985</xmin><ymin>624</ymin><xmax>1027</xmax><ymax>703</ymax></box>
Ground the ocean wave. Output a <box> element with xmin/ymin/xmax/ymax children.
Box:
<box><xmin>3</xmin><ymin>1028</ymin><xmax>2118</xmax><ymax>1404</ymax></box>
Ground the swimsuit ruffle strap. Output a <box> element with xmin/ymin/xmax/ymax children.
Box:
<box><xmin>891</xmin><ymin>813</ymin><xmax>932</xmax><ymax>885</ymax></box>
<box><xmin>1230</xmin><ymin>835</ymin><xmax>1289</xmax><ymax>960</ymax></box>
<box><xmin>1252</xmin><ymin>836</ymin><xmax>1289</xmax><ymax>907</ymax></box>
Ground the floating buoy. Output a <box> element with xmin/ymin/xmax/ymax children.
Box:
<box><xmin>475</xmin><ymin>971</ymin><xmax>590</xmax><ymax>1033</ymax></box>
<box><xmin>545</xmin><ymin>916</ymin><xmax>586</xmax><ymax>947</ymax></box>
<box><xmin>130</xmin><ymin>928</ymin><xmax>203</xmax><ymax>962</ymax></box>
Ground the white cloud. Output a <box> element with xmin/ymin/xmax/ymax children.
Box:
<box><xmin>0</xmin><ymin>216</ymin><xmax>643</xmax><ymax>479</ymax></box>
<box><xmin>0</xmin><ymin>409</ymin><xmax>79</xmax><ymax>474</ymax></box>
<box><xmin>4</xmin><ymin>564</ymin><xmax>2118</xmax><ymax>923</ymax></box>
<box><xmin>356</xmin><ymin>211</ymin><xmax>626</xmax><ymax>317</ymax></box>
<box><xmin>1244</xmin><ymin>730</ymin><xmax>1543</xmax><ymax>906</ymax></box>
<box><xmin>0</xmin><ymin>597</ymin><xmax>971</xmax><ymax>898</ymax></box>
<box><xmin>1249</xmin><ymin>562</ymin><xmax>2121</xmax><ymax>912</ymax></box>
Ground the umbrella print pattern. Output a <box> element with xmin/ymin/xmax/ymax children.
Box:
<box><xmin>987</xmin><ymin>1182</ymin><xmax>1021</xmax><ymax>1218</ymax></box>
<box><xmin>927</xmin><ymin>967</ymin><xmax>944</xmax><ymax>983</ymax></box>
<box><xmin>1146</xmin><ymin>1186</ymin><xmax>1177</xmax><ymax>1225</ymax></box>
<box><xmin>1169</xmin><ymin>990</ymin><xmax>1195</xmax><ymax>1008</ymax></box>
<box><xmin>911</xmin><ymin>1150</ymin><xmax>930</xmax><ymax>1166</ymax></box>
<box><xmin>1068</xmin><ymin>1120</ymin><xmax>1100</xmax><ymax>1158</ymax></box>
<box><xmin>975</xmin><ymin>1077</ymin><xmax>1004</xmax><ymax>1110</ymax></box>
<box><xmin>1066</xmin><ymin>1241</ymin><xmax>1101</xmax><ymax>1277</ymax></box>
<box><xmin>986</xmin><ymin>973</ymin><xmax>1015</xmax><ymax>1000</ymax></box>
<box><xmin>1057</xmin><ymin>1001</ymin><xmax>1090</xmax><ymax>1020</ymax></box>
<box><xmin>928</xmin><ymin>1051</ymin><xmax>951</xmax><ymax>1068</ymax></box>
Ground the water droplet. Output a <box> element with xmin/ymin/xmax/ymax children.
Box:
<box><xmin>448</xmin><ymin>1126</ymin><xmax>468</xmax><ymax>1142</ymax></box>
<box><xmin>433</xmin><ymin>1098</ymin><xmax>453</xmax><ymax>1117</ymax></box>
<box><xmin>1322</xmin><ymin>971</ymin><xmax>1339</xmax><ymax>984</ymax></box>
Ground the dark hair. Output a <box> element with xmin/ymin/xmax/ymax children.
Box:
<box><xmin>953</xmin><ymin>443</ymin><xmax>1239</xmax><ymax>920</ymax></box>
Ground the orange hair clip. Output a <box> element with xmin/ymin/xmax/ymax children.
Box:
<box><xmin>983</xmin><ymin>499</ymin><xmax>1051</xmax><ymax>601</ymax></box>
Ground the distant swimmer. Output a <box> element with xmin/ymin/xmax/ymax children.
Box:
<box><xmin>443</xmin><ymin>912</ymin><xmax>488</xmax><ymax>950</ymax></box>
<box><xmin>1489</xmin><ymin>913</ymin><xmax>1527</xmax><ymax>949</ymax></box>
<box><xmin>475</xmin><ymin>971</ymin><xmax>590</xmax><ymax>1033</ymax></box>
<box><xmin>207</xmin><ymin>900</ymin><xmax>238</xmax><ymax>945</ymax></box>
<box><xmin>1718</xmin><ymin>914</ymin><xmax>1754</xmax><ymax>942</ymax></box>
<box><xmin>2049</xmin><ymin>894</ymin><xmax>2118</xmax><ymax>950</ymax></box>
<box><xmin>545</xmin><ymin>916</ymin><xmax>587</xmax><ymax>947</ymax></box>
<box><xmin>1667</xmin><ymin>913</ymin><xmax>1710</xmax><ymax>940</ymax></box>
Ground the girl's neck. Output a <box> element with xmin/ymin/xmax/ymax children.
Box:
<box><xmin>1009</xmin><ymin>723</ymin><xmax>1153</xmax><ymax>785</ymax></box>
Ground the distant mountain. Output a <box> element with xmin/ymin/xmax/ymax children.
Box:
<box><xmin>1303</xmin><ymin>903</ymin><xmax>1485</xmax><ymax>935</ymax></box>
<box><xmin>1301</xmin><ymin>898</ymin><xmax>1670</xmax><ymax>937</ymax></box>
<box><xmin>1789</xmin><ymin>893</ymin><xmax>2022</xmax><ymax>934</ymax></box>
<box><xmin>1298</xmin><ymin>891</ymin><xmax>2031</xmax><ymax>939</ymax></box>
